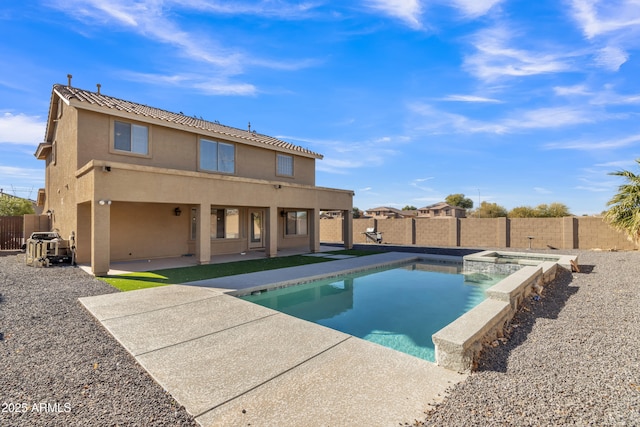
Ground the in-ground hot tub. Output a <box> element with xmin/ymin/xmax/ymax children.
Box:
<box><xmin>463</xmin><ymin>250</ymin><xmax>577</xmax><ymax>275</ymax></box>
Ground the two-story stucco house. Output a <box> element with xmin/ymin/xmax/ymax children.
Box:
<box><xmin>34</xmin><ymin>80</ymin><xmax>353</xmax><ymax>275</ymax></box>
<box><xmin>417</xmin><ymin>202</ymin><xmax>466</xmax><ymax>218</ymax></box>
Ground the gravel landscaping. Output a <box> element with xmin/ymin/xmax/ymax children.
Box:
<box><xmin>1</xmin><ymin>249</ymin><xmax>639</xmax><ymax>426</ymax></box>
<box><xmin>0</xmin><ymin>253</ymin><xmax>197</xmax><ymax>427</ymax></box>
<box><xmin>423</xmin><ymin>250</ymin><xmax>640</xmax><ymax>426</ymax></box>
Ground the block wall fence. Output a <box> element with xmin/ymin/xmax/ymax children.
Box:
<box><xmin>320</xmin><ymin>217</ymin><xmax>637</xmax><ymax>251</ymax></box>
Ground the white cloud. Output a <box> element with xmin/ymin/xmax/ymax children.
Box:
<box><xmin>502</xmin><ymin>106</ymin><xmax>596</xmax><ymax>129</ymax></box>
<box><xmin>364</xmin><ymin>0</ymin><xmax>424</xmax><ymax>29</ymax></box>
<box><xmin>0</xmin><ymin>165</ymin><xmax>43</xmax><ymax>180</ymax></box>
<box><xmin>441</xmin><ymin>94</ymin><xmax>503</xmax><ymax>103</ymax></box>
<box><xmin>534</xmin><ymin>187</ymin><xmax>552</xmax><ymax>194</ymax></box>
<box><xmin>0</xmin><ymin>113</ymin><xmax>45</xmax><ymax>145</ymax></box>
<box><xmin>570</xmin><ymin>0</ymin><xmax>640</xmax><ymax>39</ymax></box>
<box><xmin>281</xmin><ymin>134</ymin><xmax>401</xmax><ymax>174</ymax></box>
<box><xmin>594</xmin><ymin>46</ymin><xmax>629</xmax><ymax>71</ymax></box>
<box><xmin>48</xmin><ymin>0</ymin><xmax>317</xmax><ymax>83</ymax></box>
<box><xmin>545</xmin><ymin>133</ymin><xmax>640</xmax><ymax>150</ymax></box>
<box><xmin>409</xmin><ymin>102</ymin><xmax>508</xmax><ymax>134</ymax></box>
<box><xmin>121</xmin><ymin>71</ymin><xmax>260</xmax><ymax>96</ymax></box>
<box><xmin>553</xmin><ymin>84</ymin><xmax>592</xmax><ymax>96</ymax></box>
<box><xmin>168</xmin><ymin>0</ymin><xmax>322</xmax><ymax>18</ymax></box>
<box><xmin>590</xmin><ymin>86</ymin><xmax>640</xmax><ymax>105</ymax></box>
<box><xmin>410</xmin><ymin>102</ymin><xmax>605</xmax><ymax>135</ymax></box>
<box><xmin>450</xmin><ymin>0</ymin><xmax>502</xmax><ymax>18</ymax></box>
<box><xmin>410</xmin><ymin>177</ymin><xmax>435</xmax><ymax>192</ymax></box>
<box><xmin>464</xmin><ymin>26</ymin><xmax>576</xmax><ymax>81</ymax></box>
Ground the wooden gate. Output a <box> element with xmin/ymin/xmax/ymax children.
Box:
<box><xmin>0</xmin><ymin>216</ymin><xmax>24</xmax><ymax>250</ymax></box>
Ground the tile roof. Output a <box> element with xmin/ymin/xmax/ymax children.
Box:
<box><xmin>51</xmin><ymin>84</ymin><xmax>322</xmax><ymax>158</ymax></box>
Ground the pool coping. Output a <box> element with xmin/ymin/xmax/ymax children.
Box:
<box><xmin>79</xmin><ymin>250</ymin><xmax>576</xmax><ymax>425</ymax></box>
<box><xmin>432</xmin><ymin>251</ymin><xmax>579</xmax><ymax>372</ymax></box>
<box><xmin>79</xmin><ymin>251</ymin><xmax>468</xmax><ymax>426</ymax></box>
<box><xmin>189</xmin><ymin>250</ymin><xmax>578</xmax><ymax>374</ymax></box>
<box><xmin>186</xmin><ymin>251</ymin><xmax>461</xmax><ymax>296</ymax></box>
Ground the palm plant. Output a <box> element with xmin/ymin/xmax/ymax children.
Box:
<box><xmin>604</xmin><ymin>159</ymin><xmax>640</xmax><ymax>245</ymax></box>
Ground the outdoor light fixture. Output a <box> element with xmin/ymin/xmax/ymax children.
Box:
<box><xmin>46</xmin><ymin>209</ymin><xmax>53</xmax><ymax>217</ymax></box>
<box><xmin>98</xmin><ymin>199</ymin><xmax>111</xmax><ymax>206</ymax></box>
<box><xmin>174</xmin><ymin>207</ymin><xmax>182</xmax><ymax>216</ymax></box>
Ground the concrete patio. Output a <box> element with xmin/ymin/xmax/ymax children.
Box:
<box><xmin>79</xmin><ymin>252</ymin><xmax>466</xmax><ymax>426</ymax></box>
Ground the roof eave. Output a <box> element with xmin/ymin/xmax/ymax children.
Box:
<box><xmin>34</xmin><ymin>142</ymin><xmax>52</xmax><ymax>160</ymax></box>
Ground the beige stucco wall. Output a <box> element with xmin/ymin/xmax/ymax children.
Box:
<box><xmin>45</xmin><ymin>101</ymin><xmax>79</xmax><ymax>243</ymax></box>
<box><xmin>39</xmin><ymin>96</ymin><xmax>353</xmax><ymax>271</ymax></box>
<box><xmin>323</xmin><ymin>217</ymin><xmax>637</xmax><ymax>251</ymax></box>
<box><xmin>577</xmin><ymin>216</ymin><xmax>635</xmax><ymax>250</ymax></box>
<box><xmin>459</xmin><ymin>218</ymin><xmax>502</xmax><ymax>247</ymax></box>
<box><xmin>75</xmin><ymin>109</ymin><xmax>316</xmax><ymax>186</ymax></box>
<box><xmin>71</xmin><ymin>162</ymin><xmax>351</xmax><ymax>263</ymax></box>
<box><xmin>415</xmin><ymin>218</ymin><xmax>456</xmax><ymax>246</ymax></box>
<box><xmin>509</xmin><ymin>218</ymin><xmax>565</xmax><ymax>249</ymax></box>
<box><xmin>376</xmin><ymin>218</ymin><xmax>413</xmax><ymax>245</ymax></box>
<box><xmin>319</xmin><ymin>218</ymin><xmax>343</xmax><ymax>242</ymax></box>
<box><xmin>109</xmin><ymin>202</ymin><xmax>191</xmax><ymax>261</ymax></box>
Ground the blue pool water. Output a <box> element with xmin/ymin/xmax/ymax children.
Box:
<box><xmin>241</xmin><ymin>262</ymin><xmax>506</xmax><ymax>362</ymax></box>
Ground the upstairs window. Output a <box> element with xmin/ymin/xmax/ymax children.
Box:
<box><xmin>114</xmin><ymin>121</ymin><xmax>149</xmax><ymax>155</ymax></box>
<box><xmin>277</xmin><ymin>154</ymin><xmax>293</xmax><ymax>177</ymax></box>
<box><xmin>200</xmin><ymin>139</ymin><xmax>235</xmax><ymax>173</ymax></box>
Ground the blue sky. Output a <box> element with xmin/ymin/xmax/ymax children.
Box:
<box><xmin>1</xmin><ymin>0</ymin><xmax>640</xmax><ymax>215</ymax></box>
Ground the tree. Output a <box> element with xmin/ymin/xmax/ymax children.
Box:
<box><xmin>0</xmin><ymin>195</ymin><xmax>35</xmax><ymax>216</ymax></box>
<box><xmin>475</xmin><ymin>201</ymin><xmax>507</xmax><ymax>218</ymax></box>
<box><xmin>402</xmin><ymin>205</ymin><xmax>417</xmax><ymax>211</ymax></box>
<box><xmin>352</xmin><ymin>207</ymin><xmax>362</xmax><ymax>219</ymax></box>
<box><xmin>540</xmin><ymin>202</ymin><xmax>571</xmax><ymax>217</ymax></box>
<box><xmin>604</xmin><ymin>159</ymin><xmax>640</xmax><ymax>244</ymax></box>
<box><xmin>509</xmin><ymin>202</ymin><xmax>571</xmax><ymax>218</ymax></box>
<box><xmin>509</xmin><ymin>206</ymin><xmax>536</xmax><ymax>218</ymax></box>
<box><xmin>445</xmin><ymin>193</ymin><xmax>474</xmax><ymax>209</ymax></box>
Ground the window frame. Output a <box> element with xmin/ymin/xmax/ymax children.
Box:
<box><xmin>276</xmin><ymin>153</ymin><xmax>294</xmax><ymax>177</ymax></box>
<box><xmin>210</xmin><ymin>207</ymin><xmax>241</xmax><ymax>240</ymax></box>
<box><xmin>285</xmin><ymin>210</ymin><xmax>308</xmax><ymax>237</ymax></box>
<box><xmin>110</xmin><ymin>119</ymin><xmax>151</xmax><ymax>158</ymax></box>
<box><xmin>199</xmin><ymin>138</ymin><xmax>236</xmax><ymax>174</ymax></box>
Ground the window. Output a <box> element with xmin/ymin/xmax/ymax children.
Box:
<box><xmin>277</xmin><ymin>154</ymin><xmax>293</xmax><ymax>176</ymax></box>
<box><xmin>286</xmin><ymin>211</ymin><xmax>307</xmax><ymax>236</ymax></box>
<box><xmin>200</xmin><ymin>139</ymin><xmax>235</xmax><ymax>173</ymax></box>
<box><xmin>114</xmin><ymin>121</ymin><xmax>149</xmax><ymax>155</ymax></box>
<box><xmin>211</xmin><ymin>208</ymin><xmax>240</xmax><ymax>239</ymax></box>
<box><xmin>190</xmin><ymin>208</ymin><xmax>197</xmax><ymax>240</ymax></box>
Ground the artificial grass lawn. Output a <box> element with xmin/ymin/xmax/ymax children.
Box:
<box><xmin>100</xmin><ymin>249</ymin><xmax>382</xmax><ymax>292</ymax></box>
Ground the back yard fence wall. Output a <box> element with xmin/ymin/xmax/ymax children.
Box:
<box><xmin>320</xmin><ymin>217</ymin><xmax>636</xmax><ymax>250</ymax></box>
<box><xmin>0</xmin><ymin>216</ymin><xmax>24</xmax><ymax>250</ymax></box>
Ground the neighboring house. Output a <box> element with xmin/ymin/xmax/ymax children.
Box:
<box><xmin>35</xmin><ymin>81</ymin><xmax>353</xmax><ymax>275</ymax></box>
<box><xmin>417</xmin><ymin>202</ymin><xmax>466</xmax><ymax>218</ymax></box>
<box><xmin>320</xmin><ymin>210</ymin><xmax>344</xmax><ymax>219</ymax></box>
<box><xmin>364</xmin><ymin>207</ymin><xmax>417</xmax><ymax>219</ymax></box>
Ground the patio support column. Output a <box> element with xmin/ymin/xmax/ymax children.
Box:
<box><xmin>343</xmin><ymin>209</ymin><xmax>353</xmax><ymax>249</ymax></box>
<box><xmin>309</xmin><ymin>208</ymin><xmax>320</xmax><ymax>253</ymax></box>
<box><xmin>197</xmin><ymin>203</ymin><xmax>211</xmax><ymax>265</ymax></box>
<box><xmin>91</xmin><ymin>199</ymin><xmax>110</xmax><ymax>276</ymax></box>
<box><xmin>266</xmin><ymin>205</ymin><xmax>278</xmax><ymax>258</ymax></box>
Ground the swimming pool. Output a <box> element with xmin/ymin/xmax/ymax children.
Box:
<box><xmin>241</xmin><ymin>261</ymin><xmax>506</xmax><ymax>362</ymax></box>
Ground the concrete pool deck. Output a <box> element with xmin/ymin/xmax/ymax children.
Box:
<box><xmin>80</xmin><ymin>252</ymin><xmax>466</xmax><ymax>426</ymax></box>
